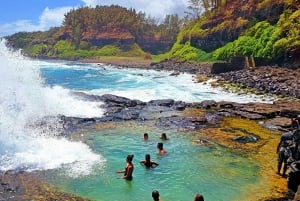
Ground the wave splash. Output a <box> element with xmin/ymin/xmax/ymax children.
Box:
<box><xmin>0</xmin><ymin>39</ymin><xmax>104</xmax><ymax>177</ymax></box>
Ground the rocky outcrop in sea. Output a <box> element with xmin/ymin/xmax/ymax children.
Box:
<box><xmin>63</xmin><ymin>93</ymin><xmax>300</xmax><ymax>134</ymax></box>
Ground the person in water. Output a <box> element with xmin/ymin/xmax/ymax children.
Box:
<box><xmin>144</xmin><ymin>133</ymin><xmax>149</xmax><ymax>141</ymax></box>
<box><xmin>194</xmin><ymin>193</ymin><xmax>205</xmax><ymax>201</ymax></box>
<box><xmin>157</xmin><ymin>142</ymin><xmax>167</xmax><ymax>155</ymax></box>
<box><xmin>152</xmin><ymin>190</ymin><xmax>163</xmax><ymax>201</ymax></box>
<box><xmin>140</xmin><ymin>154</ymin><xmax>159</xmax><ymax>168</ymax></box>
<box><xmin>116</xmin><ymin>154</ymin><xmax>134</xmax><ymax>180</ymax></box>
<box><xmin>160</xmin><ymin>133</ymin><xmax>169</xmax><ymax>140</ymax></box>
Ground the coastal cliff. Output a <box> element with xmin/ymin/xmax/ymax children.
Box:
<box><xmin>168</xmin><ymin>0</ymin><xmax>300</xmax><ymax>67</ymax></box>
<box><xmin>4</xmin><ymin>1</ymin><xmax>300</xmax><ymax>68</ymax></box>
<box><xmin>4</xmin><ymin>5</ymin><xmax>181</xmax><ymax>58</ymax></box>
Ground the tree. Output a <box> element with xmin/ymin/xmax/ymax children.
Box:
<box><xmin>187</xmin><ymin>0</ymin><xmax>204</xmax><ymax>18</ymax></box>
<box><xmin>186</xmin><ymin>0</ymin><xmax>225</xmax><ymax>18</ymax></box>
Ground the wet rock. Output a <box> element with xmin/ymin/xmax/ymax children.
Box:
<box><xmin>110</xmin><ymin>108</ymin><xmax>140</xmax><ymax>120</ymax></box>
<box><xmin>200</xmin><ymin>100</ymin><xmax>217</xmax><ymax>109</ymax></box>
<box><xmin>169</xmin><ymin>71</ymin><xmax>180</xmax><ymax>76</ymax></box>
<box><xmin>205</xmin><ymin>112</ymin><xmax>225</xmax><ymax>125</ymax></box>
<box><xmin>150</xmin><ymin>58</ymin><xmax>212</xmax><ymax>75</ymax></box>
<box><xmin>217</xmin><ymin>101</ymin><xmax>235</xmax><ymax>108</ymax></box>
<box><xmin>233</xmin><ymin>135</ymin><xmax>260</xmax><ymax>143</ymax></box>
<box><xmin>99</xmin><ymin>94</ymin><xmax>144</xmax><ymax>107</ymax></box>
<box><xmin>0</xmin><ymin>171</ymin><xmax>91</xmax><ymax>201</ymax></box>
<box><xmin>155</xmin><ymin>116</ymin><xmax>207</xmax><ymax>130</ymax></box>
<box><xmin>55</xmin><ymin>93</ymin><xmax>300</xmax><ymax>132</ymax></box>
<box><xmin>216</xmin><ymin>67</ymin><xmax>300</xmax><ymax>98</ymax></box>
<box><xmin>261</xmin><ymin>117</ymin><xmax>292</xmax><ymax>131</ymax></box>
<box><xmin>147</xmin><ymin>99</ymin><xmax>175</xmax><ymax>107</ymax></box>
<box><xmin>172</xmin><ymin>101</ymin><xmax>189</xmax><ymax>111</ymax></box>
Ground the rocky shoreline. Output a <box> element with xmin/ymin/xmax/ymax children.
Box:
<box><xmin>1</xmin><ymin>59</ymin><xmax>300</xmax><ymax>201</ymax></box>
<box><xmin>93</xmin><ymin>58</ymin><xmax>300</xmax><ymax>100</ymax></box>
<box><xmin>2</xmin><ymin>94</ymin><xmax>299</xmax><ymax>200</ymax></box>
<box><xmin>216</xmin><ymin>66</ymin><xmax>300</xmax><ymax>99</ymax></box>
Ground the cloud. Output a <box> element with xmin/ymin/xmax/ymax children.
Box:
<box><xmin>0</xmin><ymin>6</ymin><xmax>72</xmax><ymax>37</ymax></box>
<box><xmin>0</xmin><ymin>1</ymin><xmax>188</xmax><ymax>37</ymax></box>
<box><xmin>39</xmin><ymin>7</ymin><xmax>73</xmax><ymax>30</ymax></box>
<box><xmin>81</xmin><ymin>0</ymin><xmax>188</xmax><ymax>19</ymax></box>
<box><xmin>0</xmin><ymin>20</ymin><xmax>38</xmax><ymax>37</ymax></box>
<box><xmin>140</xmin><ymin>0</ymin><xmax>188</xmax><ymax>19</ymax></box>
<box><xmin>81</xmin><ymin>0</ymin><xmax>101</xmax><ymax>6</ymax></box>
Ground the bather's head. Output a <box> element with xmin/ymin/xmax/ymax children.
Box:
<box><xmin>194</xmin><ymin>193</ymin><xmax>204</xmax><ymax>201</ymax></box>
<box><xmin>126</xmin><ymin>154</ymin><xmax>134</xmax><ymax>162</ymax></box>
<box><xmin>152</xmin><ymin>190</ymin><xmax>160</xmax><ymax>201</ymax></box>
<box><xmin>157</xmin><ymin>142</ymin><xmax>163</xmax><ymax>150</ymax></box>
<box><xmin>144</xmin><ymin>133</ymin><xmax>149</xmax><ymax>140</ymax></box>
<box><xmin>145</xmin><ymin>154</ymin><xmax>151</xmax><ymax>161</ymax></box>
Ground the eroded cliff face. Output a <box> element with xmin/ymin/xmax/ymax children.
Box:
<box><xmin>188</xmin><ymin>0</ymin><xmax>286</xmax><ymax>52</ymax></box>
<box><xmin>62</xmin><ymin>26</ymin><xmax>173</xmax><ymax>54</ymax></box>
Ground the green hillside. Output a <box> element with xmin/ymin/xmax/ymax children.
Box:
<box><xmin>5</xmin><ymin>5</ymin><xmax>183</xmax><ymax>60</ymax></box>
<box><xmin>165</xmin><ymin>0</ymin><xmax>300</xmax><ymax>67</ymax></box>
<box><xmin>4</xmin><ymin>1</ymin><xmax>300</xmax><ymax>67</ymax></box>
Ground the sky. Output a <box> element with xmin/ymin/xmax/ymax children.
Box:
<box><xmin>0</xmin><ymin>0</ymin><xmax>189</xmax><ymax>37</ymax></box>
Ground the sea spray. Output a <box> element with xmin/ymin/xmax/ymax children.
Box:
<box><xmin>0</xmin><ymin>39</ymin><xmax>105</xmax><ymax>176</ymax></box>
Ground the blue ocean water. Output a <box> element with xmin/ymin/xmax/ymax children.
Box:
<box><xmin>0</xmin><ymin>40</ymin><xmax>269</xmax><ymax>201</ymax></box>
<box><xmin>39</xmin><ymin>60</ymin><xmax>273</xmax><ymax>104</ymax></box>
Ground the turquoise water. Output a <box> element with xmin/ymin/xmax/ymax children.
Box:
<box><xmin>43</xmin><ymin>126</ymin><xmax>259</xmax><ymax>201</ymax></box>
<box><xmin>0</xmin><ymin>41</ymin><xmax>265</xmax><ymax>201</ymax></box>
<box><xmin>39</xmin><ymin>61</ymin><xmax>273</xmax><ymax>103</ymax></box>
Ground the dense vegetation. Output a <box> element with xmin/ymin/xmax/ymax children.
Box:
<box><xmin>166</xmin><ymin>0</ymin><xmax>300</xmax><ymax>66</ymax></box>
<box><xmin>4</xmin><ymin>0</ymin><xmax>300</xmax><ymax>67</ymax></box>
<box><xmin>6</xmin><ymin>5</ymin><xmax>185</xmax><ymax>59</ymax></box>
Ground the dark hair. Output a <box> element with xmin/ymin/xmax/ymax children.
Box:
<box><xmin>152</xmin><ymin>190</ymin><xmax>159</xmax><ymax>201</ymax></box>
<box><xmin>126</xmin><ymin>154</ymin><xmax>134</xmax><ymax>162</ymax></box>
<box><xmin>144</xmin><ymin>133</ymin><xmax>149</xmax><ymax>140</ymax></box>
<box><xmin>157</xmin><ymin>142</ymin><xmax>163</xmax><ymax>150</ymax></box>
<box><xmin>194</xmin><ymin>193</ymin><xmax>204</xmax><ymax>201</ymax></box>
<box><xmin>145</xmin><ymin>154</ymin><xmax>151</xmax><ymax>161</ymax></box>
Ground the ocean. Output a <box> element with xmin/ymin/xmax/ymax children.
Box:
<box><xmin>0</xmin><ymin>39</ymin><xmax>271</xmax><ymax>201</ymax></box>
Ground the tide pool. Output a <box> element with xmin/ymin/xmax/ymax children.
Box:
<box><xmin>42</xmin><ymin>125</ymin><xmax>259</xmax><ymax>201</ymax></box>
<box><xmin>0</xmin><ymin>39</ymin><xmax>267</xmax><ymax>201</ymax></box>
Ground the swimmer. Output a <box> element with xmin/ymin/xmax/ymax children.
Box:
<box><xmin>116</xmin><ymin>154</ymin><xmax>134</xmax><ymax>180</ymax></box>
<box><xmin>194</xmin><ymin>193</ymin><xmax>205</xmax><ymax>201</ymax></box>
<box><xmin>160</xmin><ymin>133</ymin><xmax>169</xmax><ymax>140</ymax></box>
<box><xmin>152</xmin><ymin>190</ymin><xmax>163</xmax><ymax>201</ymax></box>
<box><xmin>144</xmin><ymin>133</ymin><xmax>149</xmax><ymax>141</ymax></box>
<box><xmin>140</xmin><ymin>154</ymin><xmax>159</xmax><ymax>168</ymax></box>
<box><xmin>157</xmin><ymin>142</ymin><xmax>167</xmax><ymax>155</ymax></box>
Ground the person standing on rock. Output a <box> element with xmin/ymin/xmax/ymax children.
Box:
<box><xmin>277</xmin><ymin>131</ymin><xmax>294</xmax><ymax>177</ymax></box>
<box><xmin>292</xmin><ymin>116</ymin><xmax>300</xmax><ymax>129</ymax></box>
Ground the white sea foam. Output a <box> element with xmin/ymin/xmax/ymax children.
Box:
<box><xmin>0</xmin><ymin>39</ymin><xmax>104</xmax><ymax>176</ymax></box>
<box><xmin>35</xmin><ymin>60</ymin><xmax>272</xmax><ymax>104</ymax></box>
<box><xmin>87</xmin><ymin>69</ymin><xmax>274</xmax><ymax>103</ymax></box>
